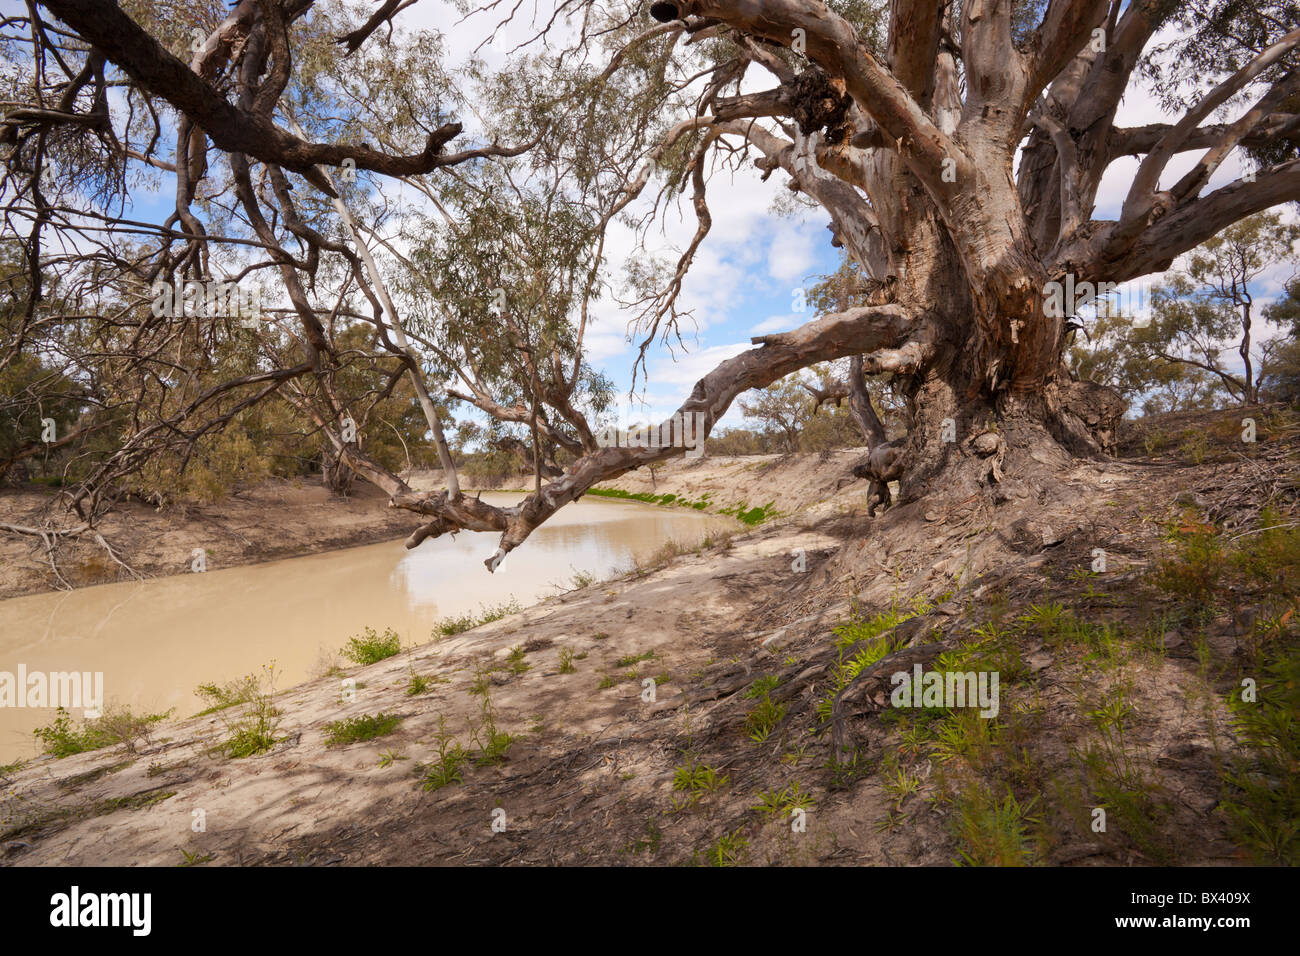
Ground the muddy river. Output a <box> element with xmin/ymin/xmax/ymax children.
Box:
<box><xmin>0</xmin><ymin>494</ymin><xmax>731</xmax><ymax>762</ymax></box>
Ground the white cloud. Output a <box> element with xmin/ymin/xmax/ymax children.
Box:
<box><xmin>645</xmin><ymin>341</ymin><xmax>753</xmax><ymax>388</ymax></box>
<box><xmin>581</xmin><ymin>325</ymin><xmax>633</xmax><ymax>363</ymax></box>
<box><xmin>750</xmin><ymin>313</ymin><xmax>795</xmax><ymax>335</ymax></box>
<box><xmin>767</xmin><ymin>220</ymin><xmax>818</xmax><ymax>283</ymax></box>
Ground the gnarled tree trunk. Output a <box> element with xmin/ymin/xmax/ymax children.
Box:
<box><xmin>322</xmin><ymin>445</ymin><xmax>357</xmax><ymax>497</ymax></box>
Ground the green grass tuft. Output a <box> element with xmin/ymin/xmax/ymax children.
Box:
<box><xmin>323</xmin><ymin>712</ymin><xmax>402</xmax><ymax>747</ymax></box>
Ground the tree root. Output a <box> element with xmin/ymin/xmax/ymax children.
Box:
<box><xmin>828</xmin><ymin>641</ymin><xmax>948</xmax><ymax>763</ymax></box>
<box><xmin>0</xmin><ymin>520</ymin><xmax>145</xmax><ymax>589</ymax></box>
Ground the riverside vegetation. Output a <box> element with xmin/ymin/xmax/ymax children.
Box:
<box><xmin>3</xmin><ymin>407</ymin><xmax>1296</xmax><ymax>865</ymax></box>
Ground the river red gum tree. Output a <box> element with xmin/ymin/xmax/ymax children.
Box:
<box><xmin>12</xmin><ymin>0</ymin><xmax>1300</xmax><ymax>571</ymax></box>
<box><xmin>398</xmin><ymin>0</ymin><xmax>1297</xmax><ymax>567</ymax></box>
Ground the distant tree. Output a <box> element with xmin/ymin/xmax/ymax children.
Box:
<box><xmin>737</xmin><ymin>356</ymin><xmax>897</xmax><ymax>454</ymax></box>
<box><xmin>0</xmin><ymin>255</ymin><xmax>94</xmax><ymax>485</ymax></box>
<box><xmin>0</xmin><ymin>351</ymin><xmax>85</xmax><ymax>482</ymax></box>
<box><xmin>1068</xmin><ymin>293</ymin><xmax>1230</xmax><ymax>415</ymax></box>
<box><xmin>1265</xmin><ymin>275</ymin><xmax>1300</xmax><ymax>335</ymax></box>
<box><xmin>1260</xmin><ymin>337</ymin><xmax>1300</xmax><ymax>404</ymax></box>
<box><xmin>1179</xmin><ymin>212</ymin><xmax>1299</xmax><ymax>403</ymax></box>
<box><xmin>451</xmin><ymin>420</ymin><xmax>486</xmax><ymax>465</ymax></box>
<box><xmin>738</xmin><ymin>374</ymin><xmax>812</xmax><ymax>453</ymax></box>
<box><xmin>705</xmin><ymin>428</ymin><xmax>774</xmax><ymax>457</ymax></box>
<box><xmin>799</xmin><ymin>396</ymin><xmax>868</xmax><ymax>452</ymax></box>
<box><xmin>1260</xmin><ymin>277</ymin><xmax>1300</xmax><ymax>403</ymax></box>
<box><xmin>1069</xmin><ymin>213</ymin><xmax>1298</xmax><ymax>409</ymax></box>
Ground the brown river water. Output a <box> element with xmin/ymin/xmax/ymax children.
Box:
<box><xmin>0</xmin><ymin>494</ymin><xmax>731</xmax><ymax>762</ymax></box>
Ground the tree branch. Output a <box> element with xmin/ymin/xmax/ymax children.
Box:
<box><xmin>37</xmin><ymin>0</ymin><xmax>529</xmax><ymax>191</ymax></box>
<box><xmin>1027</xmin><ymin>0</ymin><xmax>1110</xmax><ymax>114</ymax></box>
<box><xmin>1110</xmin><ymin>26</ymin><xmax>1300</xmax><ymax>255</ymax></box>
<box><xmin>1084</xmin><ymin>159</ymin><xmax>1300</xmax><ymax>280</ymax></box>
<box><xmin>394</xmin><ymin>303</ymin><xmax>923</xmax><ymax>569</ymax></box>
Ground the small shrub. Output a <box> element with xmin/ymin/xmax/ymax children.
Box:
<box><xmin>1221</xmin><ymin>643</ymin><xmax>1300</xmax><ymax>864</ymax></box>
<box><xmin>1231</xmin><ymin>508</ymin><xmax>1300</xmax><ymax>602</ymax></box>
<box><xmin>700</xmin><ymin>529</ymin><xmax>734</xmax><ymax>550</ymax></box>
<box><xmin>33</xmin><ymin>705</ymin><xmax>169</xmax><ymax>758</ymax></box>
<box><xmin>1017</xmin><ymin>602</ymin><xmax>1072</xmax><ymax>642</ymax></box>
<box><xmin>215</xmin><ymin>665</ymin><xmax>281</xmax><ymax>758</ymax></box>
<box><xmin>743</xmin><ymin>675</ymin><xmax>782</xmax><ymax>699</ymax></box>
<box><xmin>420</xmin><ymin>716</ymin><xmax>468</xmax><ymax>791</ymax></box>
<box><xmin>1178</xmin><ymin>431</ymin><xmax>1209</xmax><ymax>465</ymax></box>
<box><xmin>505</xmin><ymin>645</ymin><xmax>530</xmax><ymax>675</ymax></box>
<box><xmin>195</xmin><ymin>674</ymin><xmax>260</xmax><ymax>715</ymax></box>
<box><xmin>402</xmin><ymin>663</ymin><xmax>447</xmax><ymax>696</ymax></box>
<box><xmin>745</xmin><ymin>693</ymin><xmax>787</xmax><ymax>743</ymax></box>
<box><xmin>406</xmin><ymin>671</ymin><xmax>433</xmax><ymax>696</ymax></box>
<box><xmin>753</xmin><ymin>782</ymin><xmax>815</xmax><ymax>817</ymax></box>
<box><xmin>471</xmin><ymin>703</ymin><xmax>515</xmax><ymax>766</ymax></box>
<box><xmin>616</xmin><ymin>650</ymin><xmax>655</xmax><ymax>668</ymax></box>
<box><xmin>951</xmin><ymin>785</ymin><xmax>1039</xmax><ymax>866</ymax></box>
<box><xmin>341</xmin><ymin>627</ymin><xmax>402</xmax><ymax>665</ymax></box>
<box><xmin>703</xmin><ymin>829</ymin><xmax>748</xmax><ymax>867</ymax></box>
<box><xmin>673</xmin><ymin>761</ymin><xmax>729</xmax><ymax>799</ymax></box>
<box><xmin>643</xmin><ymin>538</ymin><xmax>689</xmax><ymax>567</ymax></box>
<box><xmin>1152</xmin><ymin>515</ymin><xmax>1224</xmax><ymax>611</ymax></box>
<box><xmin>469</xmin><ymin>664</ymin><xmax>494</xmax><ymax>697</ymax></box>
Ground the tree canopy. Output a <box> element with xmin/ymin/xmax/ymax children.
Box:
<box><xmin>3</xmin><ymin>0</ymin><xmax>1298</xmax><ymax>571</ymax></box>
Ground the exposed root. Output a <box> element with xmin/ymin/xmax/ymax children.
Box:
<box><xmin>0</xmin><ymin>519</ymin><xmax>145</xmax><ymax>589</ymax></box>
<box><xmin>850</xmin><ymin>439</ymin><xmax>906</xmax><ymax>516</ymax></box>
<box><xmin>828</xmin><ymin>641</ymin><xmax>947</xmax><ymax>763</ymax></box>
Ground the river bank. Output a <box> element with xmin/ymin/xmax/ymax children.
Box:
<box><xmin>2</xmin><ymin>413</ymin><xmax>1292</xmax><ymax>865</ymax></box>
<box><xmin>0</xmin><ymin>483</ymin><xmax>860</xmax><ymax>865</ymax></box>
<box><xmin>0</xmin><ymin>481</ymin><xmax>414</xmax><ymax>601</ymax></box>
<box><xmin>0</xmin><ymin>449</ymin><xmax>870</xmax><ymax>600</ymax></box>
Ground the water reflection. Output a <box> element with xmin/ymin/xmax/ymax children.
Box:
<box><xmin>0</xmin><ymin>495</ymin><xmax>729</xmax><ymax>761</ymax></box>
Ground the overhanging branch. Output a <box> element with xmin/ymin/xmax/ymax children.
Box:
<box><xmin>391</xmin><ymin>303</ymin><xmax>924</xmax><ymax>570</ymax></box>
